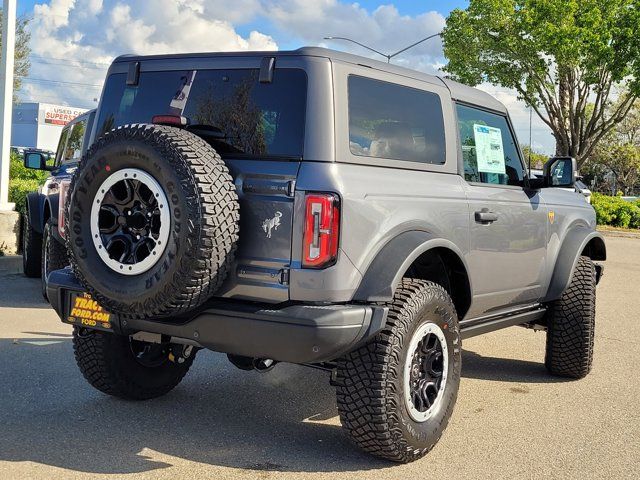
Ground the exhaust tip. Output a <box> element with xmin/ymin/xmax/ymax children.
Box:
<box><xmin>253</xmin><ymin>358</ymin><xmax>276</xmax><ymax>372</ymax></box>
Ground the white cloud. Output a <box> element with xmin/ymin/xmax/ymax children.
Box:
<box><xmin>22</xmin><ymin>0</ymin><xmax>277</xmax><ymax>107</ymax></box>
<box><xmin>270</xmin><ymin>1</ymin><xmax>444</xmax><ymax>64</ymax></box>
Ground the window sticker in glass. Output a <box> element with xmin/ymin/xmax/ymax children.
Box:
<box><xmin>473</xmin><ymin>124</ymin><xmax>506</xmax><ymax>175</ymax></box>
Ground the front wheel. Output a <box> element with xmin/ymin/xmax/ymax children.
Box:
<box><xmin>335</xmin><ymin>279</ymin><xmax>461</xmax><ymax>463</ymax></box>
<box><xmin>72</xmin><ymin>328</ymin><xmax>196</xmax><ymax>400</ymax></box>
<box><xmin>545</xmin><ymin>256</ymin><xmax>596</xmax><ymax>379</ymax></box>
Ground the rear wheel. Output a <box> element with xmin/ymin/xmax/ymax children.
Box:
<box><xmin>545</xmin><ymin>256</ymin><xmax>596</xmax><ymax>379</ymax></box>
<box><xmin>41</xmin><ymin>219</ymin><xmax>68</xmax><ymax>300</ymax></box>
<box><xmin>335</xmin><ymin>279</ymin><xmax>461</xmax><ymax>463</ymax></box>
<box><xmin>22</xmin><ymin>212</ymin><xmax>42</xmax><ymax>278</ymax></box>
<box><xmin>72</xmin><ymin>327</ymin><xmax>196</xmax><ymax>400</ymax></box>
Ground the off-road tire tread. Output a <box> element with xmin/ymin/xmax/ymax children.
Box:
<box><xmin>335</xmin><ymin>279</ymin><xmax>460</xmax><ymax>463</ymax></box>
<box><xmin>42</xmin><ymin>219</ymin><xmax>68</xmax><ymax>299</ymax></box>
<box><xmin>72</xmin><ymin>328</ymin><xmax>195</xmax><ymax>400</ymax></box>
<box><xmin>545</xmin><ymin>256</ymin><xmax>596</xmax><ymax>379</ymax></box>
<box><xmin>23</xmin><ymin>212</ymin><xmax>42</xmax><ymax>277</ymax></box>
<box><xmin>66</xmin><ymin>124</ymin><xmax>239</xmax><ymax>318</ymax></box>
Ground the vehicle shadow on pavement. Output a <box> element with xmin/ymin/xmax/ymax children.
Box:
<box><xmin>462</xmin><ymin>349</ymin><xmax>567</xmax><ymax>383</ymax></box>
<box><xmin>0</xmin><ymin>339</ymin><xmax>389</xmax><ymax>475</ymax></box>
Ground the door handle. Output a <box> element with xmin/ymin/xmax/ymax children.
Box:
<box><xmin>475</xmin><ymin>209</ymin><xmax>498</xmax><ymax>224</ymax></box>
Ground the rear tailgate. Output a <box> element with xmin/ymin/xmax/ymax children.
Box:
<box><xmin>216</xmin><ymin>159</ymin><xmax>299</xmax><ymax>302</ymax></box>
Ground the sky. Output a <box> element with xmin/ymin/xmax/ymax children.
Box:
<box><xmin>14</xmin><ymin>0</ymin><xmax>554</xmax><ymax>153</ymax></box>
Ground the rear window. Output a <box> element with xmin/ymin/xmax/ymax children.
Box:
<box><xmin>95</xmin><ymin>68</ymin><xmax>307</xmax><ymax>158</ymax></box>
<box><xmin>348</xmin><ymin>75</ymin><xmax>446</xmax><ymax>165</ymax></box>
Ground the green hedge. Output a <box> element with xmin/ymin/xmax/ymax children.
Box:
<box><xmin>8</xmin><ymin>152</ymin><xmax>48</xmax><ymax>216</ymax></box>
<box><xmin>591</xmin><ymin>193</ymin><xmax>640</xmax><ymax>229</ymax></box>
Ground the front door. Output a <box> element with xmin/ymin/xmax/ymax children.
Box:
<box><xmin>456</xmin><ymin>104</ymin><xmax>548</xmax><ymax>318</ymax></box>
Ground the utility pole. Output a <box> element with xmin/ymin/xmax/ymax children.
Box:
<box><xmin>0</xmin><ymin>0</ymin><xmax>16</xmax><ymax>210</ymax></box>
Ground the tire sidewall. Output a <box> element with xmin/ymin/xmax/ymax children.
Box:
<box><xmin>392</xmin><ymin>293</ymin><xmax>461</xmax><ymax>449</ymax></box>
<box><xmin>41</xmin><ymin>220</ymin><xmax>51</xmax><ymax>298</ymax></box>
<box><xmin>68</xmin><ymin>133</ymin><xmax>196</xmax><ymax>312</ymax></box>
<box><xmin>22</xmin><ymin>215</ymin><xmax>29</xmax><ymax>269</ymax></box>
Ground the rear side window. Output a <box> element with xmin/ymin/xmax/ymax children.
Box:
<box><xmin>348</xmin><ymin>76</ymin><xmax>446</xmax><ymax>165</ymax></box>
<box><xmin>96</xmin><ymin>68</ymin><xmax>307</xmax><ymax>158</ymax></box>
<box><xmin>456</xmin><ymin>104</ymin><xmax>525</xmax><ymax>186</ymax></box>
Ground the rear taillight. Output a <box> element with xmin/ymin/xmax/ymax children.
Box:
<box><xmin>302</xmin><ymin>193</ymin><xmax>340</xmax><ymax>269</ymax></box>
<box><xmin>58</xmin><ymin>179</ymin><xmax>71</xmax><ymax>240</ymax></box>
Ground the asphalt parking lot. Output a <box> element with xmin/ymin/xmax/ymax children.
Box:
<box><xmin>1</xmin><ymin>234</ymin><xmax>639</xmax><ymax>480</ymax></box>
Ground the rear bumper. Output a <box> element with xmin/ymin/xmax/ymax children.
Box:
<box><xmin>47</xmin><ymin>268</ymin><xmax>388</xmax><ymax>364</ymax></box>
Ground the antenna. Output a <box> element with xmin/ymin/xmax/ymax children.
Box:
<box><xmin>324</xmin><ymin>32</ymin><xmax>442</xmax><ymax>63</ymax></box>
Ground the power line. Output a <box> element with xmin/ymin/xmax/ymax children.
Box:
<box><xmin>20</xmin><ymin>77</ymin><xmax>103</xmax><ymax>88</ymax></box>
<box><xmin>30</xmin><ymin>58</ymin><xmax>107</xmax><ymax>70</ymax></box>
<box><xmin>17</xmin><ymin>94</ymin><xmax>97</xmax><ymax>108</ymax></box>
<box><xmin>29</xmin><ymin>54</ymin><xmax>111</xmax><ymax>68</ymax></box>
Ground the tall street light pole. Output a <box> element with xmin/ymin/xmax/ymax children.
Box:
<box><xmin>0</xmin><ymin>0</ymin><xmax>16</xmax><ymax>210</ymax></box>
<box><xmin>324</xmin><ymin>32</ymin><xmax>442</xmax><ymax>63</ymax></box>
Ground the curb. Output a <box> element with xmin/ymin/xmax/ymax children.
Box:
<box><xmin>0</xmin><ymin>255</ymin><xmax>23</xmax><ymax>275</ymax></box>
<box><xmin>597</xmin><ymin>228</ymin><xmax>640</xmax><ymax>239</ymax></box>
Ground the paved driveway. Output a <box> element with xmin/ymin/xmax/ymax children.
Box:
<box><xmin>0</xmin><ymin>235</ymin><xmax>638</xmax><ymax>479</ymax></box>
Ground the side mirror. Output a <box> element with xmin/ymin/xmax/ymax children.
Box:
<box><xmin>24</xmin><ymin>151</ymin><xmax>51</xmax><ymax>171</ymax></box>
<box><xmin>543</xmin><ymin>156</ymin><xmax>576</xmax><ymax>188</ymax></box>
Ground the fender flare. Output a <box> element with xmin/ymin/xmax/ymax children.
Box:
<box><xmin>543</xmin><ymin>228</ymin><xmax>606</xmax><ymax>302</ymax></box>
<box><xmin>352</xmin><ymin>230</ymin><xmax>471</xmax><ymax>302</ymax></box>
<box><xmin>45</xmin><ymin>193</ymin><xmax>61</xmax><ymax>226</ymax></box>
<box><xmin>26</xmin><ymin>192</ymin><xmax>44</xmax><ymax>234</ymax></box>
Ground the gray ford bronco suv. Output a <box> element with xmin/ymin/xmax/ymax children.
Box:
<box><xmin>47</xmin><ymin>47</ymin><xmax>606</xmax><ymax>463</ymax></box>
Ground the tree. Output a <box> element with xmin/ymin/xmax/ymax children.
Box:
<box><xmin>442</xmin><ymin>0</ymin><xmax>640</xmax><ymax>167</ymax></box>
<box><xmin>587</xmin><ymin>101</ymin><xmax>640</xmax><ymax>195</ymax></box>
<box><xmin>595</xmin><ymin>143</ymin><xmax>640</xmax><ymax>195</ymax></box>
<box><xmin>0</xmin><ymin>9</ymin><xmax>31</xmax><ymax>94</ymax></box>
<box><xmin>520</xmin><ymin>145</ymin><xmax>548</xmax><ymax>170</ymax></box>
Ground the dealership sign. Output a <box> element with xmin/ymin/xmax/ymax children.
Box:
<box><xmin>41</xmin><ymin>104</ymin><xmax>87</xmax><ymax>126</ymax></box>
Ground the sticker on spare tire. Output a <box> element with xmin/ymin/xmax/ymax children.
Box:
<box><xmin>66</xmin><ymin>292</ymin><xmax>112</xmax><ymax>330</ymax></box>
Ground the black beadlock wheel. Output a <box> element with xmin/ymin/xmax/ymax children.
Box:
<box><xmin>22</xmin><ymin>212</ymin><xmax>42</xmax><ymax>278</ymax></box>
<box><xmin>72</xmin><ymin>327</ymin><xmax>196</xmax><ymax>400</ymax></box>
<box><xmin>41</xmin><ymin>219</ymin><xmax>68</xmax><ymax>300</ymax></box>
<box><xmin>545</xmin><ymin>256</ymin><xmax>596</xmax><ymax>379</ymax></box>
<box><xmin>335</xmin><ymin>279</ymin><xmax>461</xmax><ymax>463</ymax></box>
<box><xmin>66</xmin><ymin>124</ymin><xmax>240</xmax><ymax>318</ymax></box>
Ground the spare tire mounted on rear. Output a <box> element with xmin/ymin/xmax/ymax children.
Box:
<box><xmin>66</xmin><ymin>124</ymin><xmax>239</xmax><ymax>318</ymax></box>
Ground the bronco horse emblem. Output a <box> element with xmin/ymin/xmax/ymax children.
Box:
<box><xmin>262</xmin><ymin>211</ymin><xmax>282</xmax><ymax>238</ymax></box>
